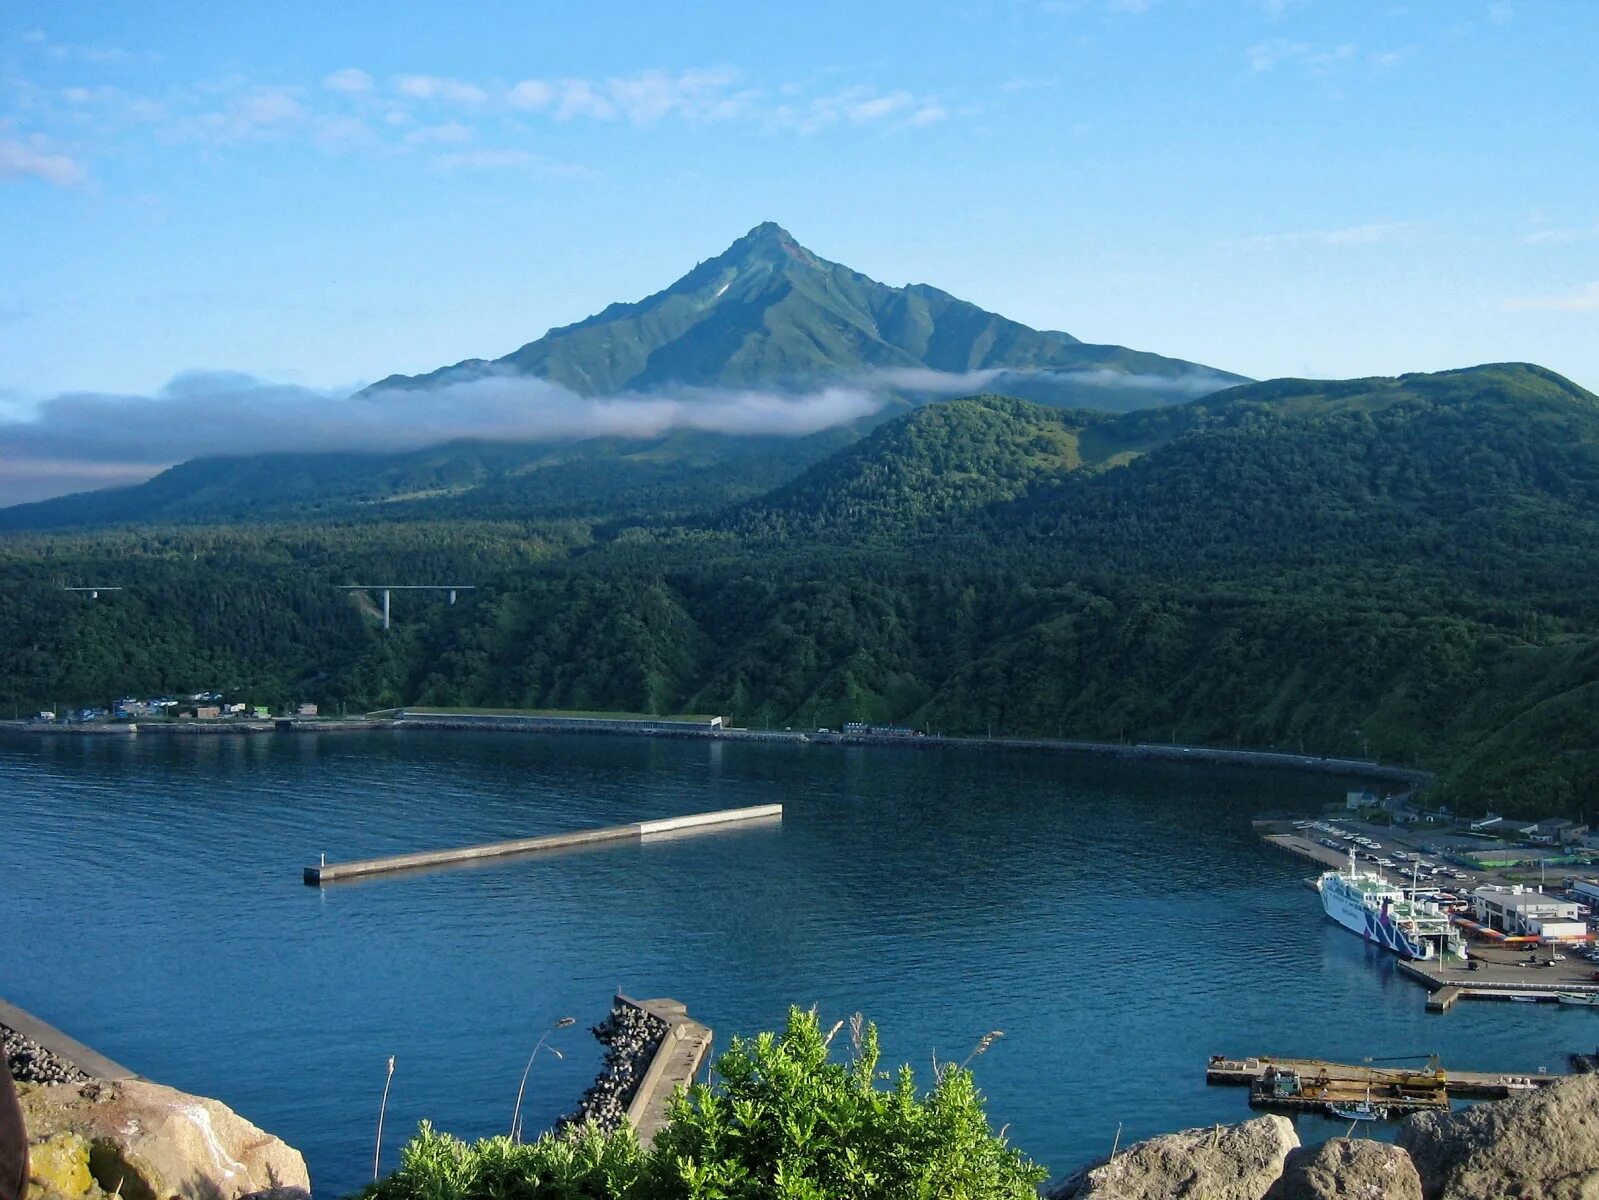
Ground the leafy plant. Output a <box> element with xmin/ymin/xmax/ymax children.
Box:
<box><xmin>358</xmin><ymin>1008</ymin><xmax>1043</xmax><ymax>1200</ymax></box>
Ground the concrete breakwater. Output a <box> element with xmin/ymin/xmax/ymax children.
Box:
<box><xmin>0</xmin><ymin>999</ymin><xmax>134</xmax><ymax>1084</ymax></box>
<box><xmin>560</xmin><ymin>1000</ymin><xmax>670</xmax><ymax>1134</ymax></box>
<box><xmin>560</xmin><ymin>995</ymin><xmax>714</xmax><ymax>1148</ymax></box>
<box><xmin>304</xmin><ymin>803</ymin><xmax>783</xmax><ymax>885</ymax></box>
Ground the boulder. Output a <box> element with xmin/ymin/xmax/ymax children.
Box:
<box><xmin>27</xmin><ymin>1132</ymin><xmax>97</xmax><ymax>1200</ymax></box>
<box><xmin>19</xmin><ymin>1080</ymin><xmax>309</xmax><ymax>1200</ymax></box>
<box><xmin>1263</xmin><ymin>1138</ymin><xmax>1423</xmax><ymax>1200</ymax></box>
<box><xmin>1049</xmin><ymin>1115</ymin><xmax>1298</xmax><ymax>1199</ymax></box>
<box><xmin>1397</xmin><ymin>1073</ymin><xmax>1599</xmax><ymax>1200</ymax></box>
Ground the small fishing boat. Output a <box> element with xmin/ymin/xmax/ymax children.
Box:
<box><xmin>1556</xmin><ymin>992</ymin><xmax>1599</xmax><ymax>1007</ymax></box>
<box><xmin>1328</xmin><ymin>1098</ymin><xmax>1386</xmax><ymax>1121</ymax></box>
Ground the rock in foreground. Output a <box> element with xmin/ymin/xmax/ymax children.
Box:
<box><xmin>1049</xmin><ymin>1114</ymin><xmax>1298</xmax><ymax>1200</ymax></box>
<box><xmin>1397</xmin><ymin>1073</ymin><xmax>1599</xmax><ymax>1200</ymax></box>
<box><xmin>1264</xmin><ymin>1138</ymin><xmax>1423</xmax><ymax>1200</ymax></box>
<box><xmin>19</xmin><ymin>1079</ymin><xmax>309</xmax><ymax>1200</ymax></box>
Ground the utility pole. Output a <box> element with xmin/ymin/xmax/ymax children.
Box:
<box><xmin>339</xmin><ymin>585</ymin><xmax>476</xmax><ymax>631</ymax></box>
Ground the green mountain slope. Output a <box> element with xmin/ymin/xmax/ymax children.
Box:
<box><xmin>0</xmin><ymin>425</ymin><xmax>867</xmax><ymax>532</ymax></box>
<box><xmin>3</xmin><ymin>362</ymin><xmax>1596</xmax><ymax>816</ymax></box>
<box><xmin>369</xmin><ymin>222</ymin><xmax>1245</xmax><ymax>407</ymax></box>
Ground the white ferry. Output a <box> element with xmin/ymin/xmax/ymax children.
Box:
<box><xmin>1316</xmin><ymin>853</ymin><xmax>1467</xmax><ymax>961</ymax></box>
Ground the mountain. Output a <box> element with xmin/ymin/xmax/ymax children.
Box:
<box><xmin>723</xmin><ymin>361</ymin><xmax>1599</xmax><ymax>548</ymax></box>
<box><xmin>3</xmin><ymin>362</ymin><xmax>1596</xmax><ymax>815</ymax></box>
<box><xmin>368</xmin><ymin>221</ymin><xmax>1245</xmax><ymax>408</ymax></box>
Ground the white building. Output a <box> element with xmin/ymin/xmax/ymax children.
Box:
<box><xmin>1471</xmin><ymin>884</ymin><xmax>1587</xmax><ymax>941</ymax></box>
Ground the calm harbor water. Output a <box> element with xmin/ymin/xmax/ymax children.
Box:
<box><xmin>1</xmin><ymin>730</ymin><xmax>1586</xmax><ymax>1195</ymax></box>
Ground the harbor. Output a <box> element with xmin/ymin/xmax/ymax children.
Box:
<box><xmin>1261</xmin><ymin>824</ymin><xmax>1599</xmax><ymax>1008</ymax></box>
<box><xmin>303</xmin><ymin>803</ymin><xmax>783</xmax><ymax>885</ymax></box>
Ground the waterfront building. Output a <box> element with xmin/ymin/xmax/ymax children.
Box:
<box><xmin>1470</xmin><ymin>884</ymin><xmax>1587</xmax><ymax>941</ymax></box>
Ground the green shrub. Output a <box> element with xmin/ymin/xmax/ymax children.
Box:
<box><xmin>360</xmin><ymin>1008</ymin><xmax>1044</xmax><ymax>1200</ymax></box>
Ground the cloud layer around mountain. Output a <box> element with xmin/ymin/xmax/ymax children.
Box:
<box><xmin>0</xmin><ymin>365</ymin><xmax>1238</xmax><ymax>507</ymax></box>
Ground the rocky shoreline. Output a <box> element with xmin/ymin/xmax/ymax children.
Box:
<box><xmin>1047</xmin><ymin>1071</ymin><xmax>1599</xmax><ymax>1199</ymax></box>
<box><xmin>2</xmin><ymin>1022</ymin><xmax>88</xmax><ymax>1086</ymax></box>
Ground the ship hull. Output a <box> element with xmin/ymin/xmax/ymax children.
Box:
<box><xmin>1319</xmin><ymin>877</ymin><xmax>1433</xmax><ymax>959</ymax></box>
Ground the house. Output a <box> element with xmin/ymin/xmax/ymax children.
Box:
<box><xmin>1471</xmin><ymin>884</ymin><xmax>1587</xmax><ymax>941</ymax></box>
<box><xmin>296</xmin><ymin>702</ymin><xmax>318</xmax><ymax>717</ymax></box>
<box><xmin>194</xmin><ymin>706</ymin><xmax>222</xmax><ymax>719</ymax></box>
<box><xmin>224</xmin><ymin>703</ymin><xmax>247</xmax><ymax>715</ymax></box>
<box><xmin>251</xmin><ymin>706</ymin><xmax>271</xmax><ymax>719</ymax></box>
<box><xmin>1521</xmin><ymin>818</ymin><xmax>1590</xmax><ymax>845</ymax></box>
<box><xmin>1346</xmin><ymin>789</ymin><xmax>1379</xmax><ymax>810</ymax></box>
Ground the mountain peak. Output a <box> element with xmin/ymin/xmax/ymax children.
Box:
<box><xmin>715</xmin><ymin>221</ymin><xmax>812</xmax><ymax>270</ymax></box>
<box><xmin>735</xmin><ymin>220</ymin><xmax>798</xmax><ymax>247</ymax></box>
<box><xmin>366</xmin><ymin>224</ymin><xmax>1244</xmax><ymax>403</ymax></box>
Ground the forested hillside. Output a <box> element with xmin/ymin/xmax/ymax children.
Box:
<box><xmin>1</xmin><ymin>363</ymin><xmax>1595</xmax><ymax>817</ymax></box>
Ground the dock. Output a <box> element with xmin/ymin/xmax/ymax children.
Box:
<box><xmin>1207</xmin><ymin>1054</ymin><xmax>1559</xmax><ymax>1110</ymax></box>
<box><xmin>304</xmin><ymin>803</ymin><xmax>783</xmax><ymax>885</ymax></box>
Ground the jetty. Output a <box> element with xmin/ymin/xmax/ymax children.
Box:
<box><xmin>303</xmin><ymin>803</ymin><xmax>782</xmax><ymax>885</ymax></box>
<box><xmin>1207</xmin><ymin>1054</ymin><xmax>1559</xmax><ymax>1114</ymax></box>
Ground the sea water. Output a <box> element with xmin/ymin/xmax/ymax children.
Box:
<box><xmin>0</xmin><ymin>730</ymin><xmax>1582</xmax><ymax>1195</ymax></box>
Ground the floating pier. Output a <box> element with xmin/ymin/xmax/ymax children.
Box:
<box><xmin>303</xmin><ymin>803</ymin><xmax>782</xmax><ymax>885</ymax></box>
<box><xmin>1207</xmin><ymin>1054</ymin><xmax>1559</xmax><ymax>1113</ymax></box>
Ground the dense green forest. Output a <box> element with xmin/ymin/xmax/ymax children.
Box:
<box><xmin>1</xmin><ymin>363</ymin><xmax>1595</xmax><ymax>817</ymax></box>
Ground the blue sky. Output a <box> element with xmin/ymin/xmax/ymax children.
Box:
<box><xmin>2</xmin><ymin>1</ymin><xmax>1597</xmax><ymax>498</ymax></box>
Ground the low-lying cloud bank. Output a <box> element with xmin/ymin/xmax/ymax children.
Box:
<box><xmin>0</xmin><ymin>365</ymin><xmax>1237</xmax><ymax>507</ymax></box>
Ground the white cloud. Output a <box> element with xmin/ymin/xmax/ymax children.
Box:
<box><xmin>1521</xmin><ymin>224</ymin><xmax>1599</xmax><ymax>246</ymax></box>
<box><xmin>406</xmin><ymin>121</ymin><xmax>475</xmax><ymax>146</ymax></box>
<box><xmin>178</xmin><ymin>85</ymin><xmax>306</xmax><ymax>143</ymax></box>
<box><xmin>322</xmin><ymin>67</ymin><xmax>374</xmax><ymax>93</ymax></box>
<box><xmin>1502</xmin><ymin>282</ymin><xmax>1599</xmax><ymax>313</ymax></box>
<box><xmin>507</xmin><ymin>79</ymin><xmax>556</xmax><ymax>109</ymax></box>
<box><xmin>394</xmin><ymin>75</ymin><xmax>487</xmax><ymax>104</ymax></box>
<box><xmin>1247</xmin><ymin>38</ymin><xmax>1361</xmax><ymax>74</ymax></box>
<box><xmin>0</xmin><ymin>137</ymin><xmax>87</xmax><ymax>186</ymax></box>
<box><xmin>0</xmin><ymin>364</ymin><xmax>1242</xmax><ymax>505</ymax></box>
<box><xmin>775</xmin><ymin>86</ymin><xmax>943</xmax><ymax>133</ymax></box>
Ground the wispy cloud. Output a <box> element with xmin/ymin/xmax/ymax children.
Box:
<box><xmin>773</xmin><ymin>86</ymin><xmax>946</xmax><ymax>133</ymax></box>
<box><xmin>1246</xmin><ymin>39</ymin><xmax>1357</xmax><ymax>73</ymax></box>
<box><xmin>0</xmin><ymin>136</ymin><xmax>87</xmax><ymax>186</ymax></box>
<box><xmin>1501</xmin><ymin>282</ymin><xmax>1599</xmax><ymax>313</ymax></box>
<box><xmin>405</xmin><ymin>121</ymin><xmax>475</xmax><ymax>146</ymax></box>
<box><xmin>20</xmin><ymin>28</ymin><xmax>135</xmax><ymax>65</ymax></box>
<box><xmin>0</xmin><ymin>370</ymin><xmax>891</xmax><ymax>506</ymax></box>
<box><xmin>1235</xmin><ymin>222</ymin><xmax>1412</xmax><ymax>249</ymax></box>
<box><xmin>507</xmin><ymin>67</ymin><xmax>754</xmax><ymax>124</ymax></box>
<box><xmin>322</xmin><ymin>68</ymin><xmax>374</xmax><ymax>94</ymax></box>
<box><xmin>394</xmin><ymin>75</ymin><xmax>488</xmax><ymax>104</ymax></box>
<box><xmin>3</xmin><ymin>59</ymin><xmax>958</xmax><ymax>184</ymax></box>
<box><xmin>0</xmin><ymin>363</ymin><xmax>1240</xmax><ymax>506</ymax></box>
<box><xmin>1521</xmin><ymin>224</ymin><xmax>1599</xmax><ymax>246</ymax></box>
